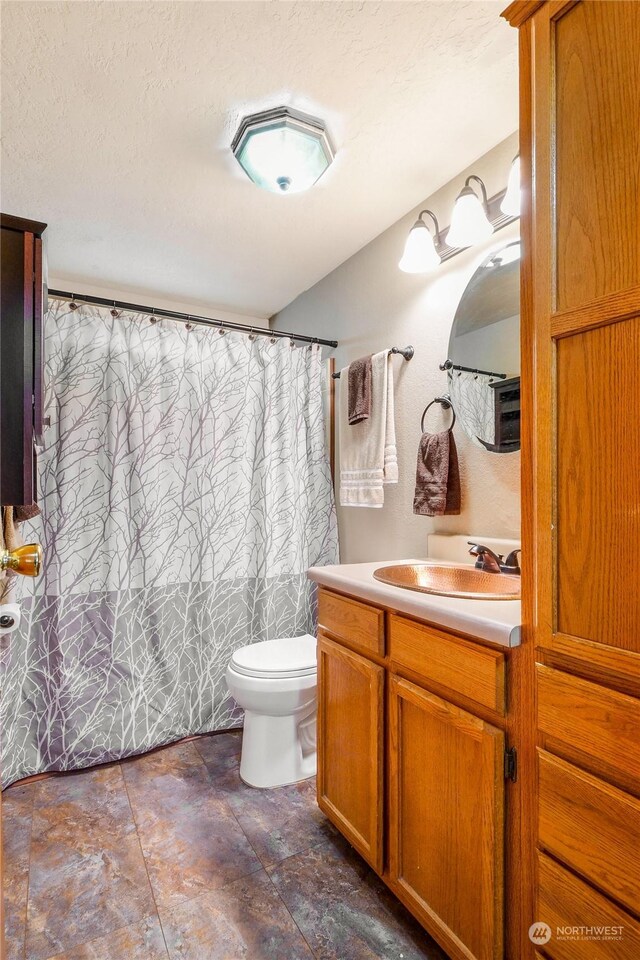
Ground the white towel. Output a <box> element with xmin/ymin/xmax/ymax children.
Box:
<box><xmin>339</xmin><ymin>350</ymin><xmax>398</xmax><ymax>507</ymax></box>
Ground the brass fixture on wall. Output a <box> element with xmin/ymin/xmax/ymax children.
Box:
<box><xmin>1</xmin><ymin>543</ymin><xmax>43</xmax><ymax>577</ymax></box>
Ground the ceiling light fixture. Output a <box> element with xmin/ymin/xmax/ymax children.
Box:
<box><xmin>231</xmin><ymin>106</ymin><xmax>334</xmax><ymax>195</ymax></box>
<box><xmin>446</xmin><ymin>175</ymin><xmax>494</xmax><ymax>248</ymax></box>
<box><xmin>399</xmin><ymin>210</ymin><xmax>442</xmax><ymax>273</ymax></box>
<box><xmin>500</xmin><ymin>155</ymin><xmax>521</xmax><ymax>217</ymax></box>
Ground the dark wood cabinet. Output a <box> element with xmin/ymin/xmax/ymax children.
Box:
<box><xmin>489</xmin><ymin>376</ymin><xmax>520</xmax><ymax>451</ymax></box>
<box><xmin>1</xmin><ymin>213</ymin><xmax>47</xmax><ymax>506</ymax></box>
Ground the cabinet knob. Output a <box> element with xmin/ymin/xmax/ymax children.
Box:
<box><xmin>1</xmin><ymin>543</ymin><xmax>43</xmax><ymax>577</ymax></box>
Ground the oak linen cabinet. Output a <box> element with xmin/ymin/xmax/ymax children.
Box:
<box><xmin>504</xmin><ymin>2</ymin><xmax>640</xmax><ymax>958</ymax></box>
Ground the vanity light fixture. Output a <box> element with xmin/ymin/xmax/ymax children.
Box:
<box><xmin>398</xmin><ymin>210</ymin><xmax>442</xmax><ymax>273</ymax></box>
<box><xmin>446</xmin><ymin>175</ymin><xmax>494</xmax><ymax>248</ymax></box>
<box><xmin>231</xmin><ymin>106</ymin><xmax>334</xmax><ymax>194</ymax></box>
<box><xmin>500</xmin><ymin>155</ymin><xmax>521</xmax><ymax>217</ymax></box>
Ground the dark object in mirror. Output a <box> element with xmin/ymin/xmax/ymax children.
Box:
<box><xmin>446</xmin><ymin>241</ymin><xmax>520</xmax><ymax>454</ymax></box>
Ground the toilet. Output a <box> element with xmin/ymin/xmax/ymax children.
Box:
<box><xmin>226</xmin><ymin>634</ymin><xmax>318</xmax><ymax>789</ymax></box>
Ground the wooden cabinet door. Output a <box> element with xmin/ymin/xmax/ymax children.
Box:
<box><xmin>317</xmin><ymin>632</ymin><xmax>384</xmax><ymax>872</ymax></box>
<box><xmin>388</xmin><ymin>675</ymin><xmax>505</xmax><ymax>960</ymax></box>
<box><xmin>1</xmin><ymin>224</ymin><xmax>34</xmax><ymax>506</ymax></box>
<box><xmin>1</xmin><ymin>214</ymin><xmax>47</xmax><ymax>506</ymax></box>
<box><xmin>504</xmin><ymin>1</ymin><xmax>640</xmax><ymax>956</ymax></box>
<box><xmin>527</xmin><ymin>0</ymin><xmax>640</xmax><ymax>688</ymax></box>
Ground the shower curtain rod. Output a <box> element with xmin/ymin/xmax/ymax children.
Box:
<box><xmin>48</xmin><ymin>290</ymin><xmax>339</xmax><ymax>348</ymax></box>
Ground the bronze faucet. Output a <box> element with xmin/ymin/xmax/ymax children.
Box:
<box><xmin>467</xmin><ymin>542</ymin><xmax>521</xmax><ymax>576</ymax></box>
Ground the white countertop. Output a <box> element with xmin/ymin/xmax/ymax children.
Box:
<box><xmin>307</xmin><ymin>559</ymin><xmax>521</xmax><ymax>648</ymax></box>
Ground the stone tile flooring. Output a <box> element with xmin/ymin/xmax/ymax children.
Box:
<box><xmin>2</xmin><ymin>731</ymin><xmax>447</xmax><ymax>960</ymax></box>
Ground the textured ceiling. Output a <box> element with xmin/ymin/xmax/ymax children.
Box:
<box><xmin>1</xmin><ymin>1</ymin><xmax>518</xmax><ymax>319</ymax></box>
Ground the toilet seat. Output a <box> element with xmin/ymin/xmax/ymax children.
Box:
<box><xmin>230</xmin><ymin>634</ymin><xmax>317</xmax><ymax>680</ymax></box>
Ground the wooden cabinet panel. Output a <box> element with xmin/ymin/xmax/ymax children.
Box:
<box><xmin>537</xmin><ymin>852</ymin><xmax>640</xmax><ymax>960</ymax></box>
<box><xmin>317</xmin><ymin>588</ymin><xmax>384</xmax><ymax>657</ymax></box>
<box><xmin>556</xmin><ymin>317</ymin><xmax>640</xmax><ymax>653</ymax></box>
<box><xmin>555</xmin><ymin>1</ymin><xmax>640</xmax><ymax>311</ymax></box>
<box><xmin>1</xmin><ymin>214</ymin><xmax>47</xmax><ymax>506</ymax></box>
<box><xmin>538</xmin><ymin>751</ymin><xmax>640</xmax><ymax>914</ymax></box>
<box><xmin>389</xmin><ymin>676</ymin><xmax>504</xmax><ymax>960</ymax></box>
<box><xmin>537</xmin><ymin>664</ymin><xmax>640</xmax><ymax>794</ymax></box>
<box><xmin>317</xmin><ymin>632</ymin><xmax>384</xmax><ymax>872</ymax></box>
<box><xmin>1</xmin><ymin>226</ymin><xmax>34</xmax><ymax>505</ymax></box>
<box><xmin>504</xmin><ymin>1</ymin><xmax>640</xmax><ymax>957</ymax></box>
<box><xmin>33</xmin><ymin>236</ymin><xmax>46</xmax><ymax>443</ymax></box>
<box><xmin>389</xmin><ymin>615</ymin><xmax>505</xmax><ymax>714</ymax></box>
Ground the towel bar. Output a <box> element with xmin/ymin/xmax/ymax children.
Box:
<box><xmin>331</xmin><ymin>345</ymin><xmax>414</xmax><ymax>379</ymax></box>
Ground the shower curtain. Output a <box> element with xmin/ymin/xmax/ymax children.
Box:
<box><xmin>0</xmin><ymin>300</ymin><xmax>338</xmax><ymax>787</ymax></box>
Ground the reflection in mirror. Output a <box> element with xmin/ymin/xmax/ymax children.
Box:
<box><xmin>446</xmin><ymin>241</ymin><xmax>520</xmax><ymax>453</ymax></box>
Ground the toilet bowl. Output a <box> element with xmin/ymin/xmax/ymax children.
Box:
<box><xmin>226</xmin><ymin>634</ymin><xmax>317</xmax><ymax>788</ymax></box>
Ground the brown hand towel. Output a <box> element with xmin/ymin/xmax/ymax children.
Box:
<box><xmin>413</xmin><ymin>430</ymin><xmax>461</xmax><ymax>517</ymax></box>
<box><xmin>14</xmin><ymin>503</ymin><xmax>41</xmax><ymax>523</ymax></box>
<box><xmin>348</xmin><ymin>355</ymin><xmax>373</xmax><ymax>425</ymax></box>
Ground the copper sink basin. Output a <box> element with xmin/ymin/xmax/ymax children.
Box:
<box><xmin>373</xmin><ymin>564</ymin><xmax>520</xmax><ymax>600</ymax></box>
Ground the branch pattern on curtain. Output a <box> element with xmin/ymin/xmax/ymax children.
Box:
<box><xmin>1</xmin><ymin>300</ymin><xmax>338</xmax><ymax>787</ymax></box>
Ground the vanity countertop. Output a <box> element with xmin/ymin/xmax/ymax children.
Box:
<box><xmin>307</xmin><ymin>559</ymin><xmax>521</xmax><ymax>648</ymax></box>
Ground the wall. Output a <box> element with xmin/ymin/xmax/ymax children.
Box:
<box><xmin>271</xmin><ymin>133</ymin><xmax>520</xmax><ymax>563</ymax></box>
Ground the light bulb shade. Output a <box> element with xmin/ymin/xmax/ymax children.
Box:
<box><xmin>232</xmin><ymin>107</ymin><xmax>334</xmax><ymax>194</ymax></box>
<box><xmin>399</xmin><ymin>220</ymin><xmax>441</xmax><ymax>273</ymax></box>
<box><xmin>446</xmin><ymin>188</ymin><xmax>494</xmax><ymax>248</ymax></box>
<box><xmin>501</xmin><ymin>156</ymin><xmax>520</xmax><ymax>217</ymax></box>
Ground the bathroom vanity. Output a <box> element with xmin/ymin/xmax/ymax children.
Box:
<box><xmin>308</xmin><ymin>561</ymin><xmax>524</xmax><ymax>960</ymax></box>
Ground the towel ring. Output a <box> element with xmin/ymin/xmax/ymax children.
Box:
<box><xmin>420</xmin><ymin>396</ymin><xmax>456</xmax><ymax>433</ymax></box>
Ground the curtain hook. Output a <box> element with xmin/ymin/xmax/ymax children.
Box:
<box><xmin>289</xmin><ymin>336</ymin><xmax>296</xmax><ymax>348</ymax></box>
<box><xmin>149</xmin><ymin>308</ymin><xmax>157</xmax><ymax>324</ymax></box>
<box><xmin>248</xmin><ymin>327</ymin><xmax>256</xmax><ymax>341</ymax></box>
<box><xmin>110</xmin><ymin>300</ymin><xmax>120</xmax><ymax>318</ymax></box>
<box><xmin>69</xmin><ymin>293</ymin><xmax>78</xmax><ymax>311</ymax></box>
<box><xmin>185</xmin><ymin>315</ymin><xmax>193</xmax><ymax>331</ymax></box>
<box><xmin>218</xmin><ymin>322</ymin><xmax>226</xmax><ymax>336</ymax></box>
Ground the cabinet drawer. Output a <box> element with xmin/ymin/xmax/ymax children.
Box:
<box><xmin>317</xmin><ymin>588</ymin><xmax>384</xmax><ymax>657</ymax></box>
<box><xmin>389</xmin><ymin>614</ymin><xmax>505</xmax><ymax>713</ymax></box>
<box><xmin>538</xmin><ymin>664</ymin><xmax>640</xmax><ymax>793</ymax></box>
<box><xmin>537</xmin><ymin>852</ymin><xmax>640</xmax><ymax>960</ymax></box>
<box><xmin>538</xmin><ymin>751</ymin><xmax>640</xmax><ymax>914</ymax></box>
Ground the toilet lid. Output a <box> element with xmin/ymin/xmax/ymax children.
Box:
<box><xmin>230</xmin><ymin>634</ymin><xmax>317</xmax><ymax>679</ymax></box>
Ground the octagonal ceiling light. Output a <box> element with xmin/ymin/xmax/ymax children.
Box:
<box><xmin>231</xmin><ymin>106</ymin><xmax>334</xmax><ymax>195</ymax></box>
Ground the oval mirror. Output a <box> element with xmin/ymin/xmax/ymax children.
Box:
<box><xmin>446</xmin><ymin>241</ymin><xmax>520</xmax><ymax>453</ymax></box>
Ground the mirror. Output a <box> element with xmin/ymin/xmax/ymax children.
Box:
<box><xmin>446</xmin><ymin>241</ymin><xmax>520</xmax><ymax>453</ymax></box>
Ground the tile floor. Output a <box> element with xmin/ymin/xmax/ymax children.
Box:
<box><xmin>2</xmin><ymin>731</ymin><xmax>447</xmax><ymax>960</ymax></box>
